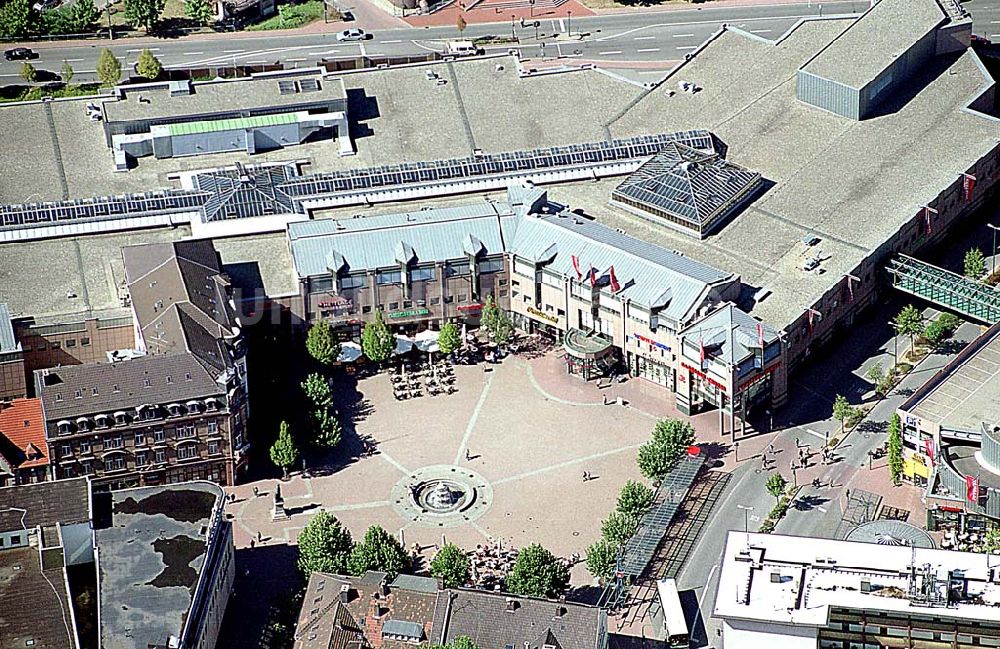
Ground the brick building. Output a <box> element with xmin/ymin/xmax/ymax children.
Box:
<box><xmin>0</xmin><ymin>398</ymin><xmax>48</xmax><ymax>486</ymax></box>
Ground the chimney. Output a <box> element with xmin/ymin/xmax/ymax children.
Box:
<box><xmin>340</xmin><ymin>584</ymin><xmax>351</xmax><ymax>603</ymax></box>
<box><xmin>554</xmin><ymin>605</ymin><xmax>566</xmax><ymax>619</ymax></box>
<box><xmin>505</xmin><ymin>598</ymin><xmax>519</xmax><ymax>613</ymax></box>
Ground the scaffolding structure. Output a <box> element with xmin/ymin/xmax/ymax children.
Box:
<box><xmin>887</xmin><ymin>255</ymin><xmax>1000</xmax><ymax>325</ymax></box>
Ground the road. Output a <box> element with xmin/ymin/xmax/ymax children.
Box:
<box><xmin>0</xmin><ymin>1</ymin><xmax>871</xmax><ymax>82</ymax></box>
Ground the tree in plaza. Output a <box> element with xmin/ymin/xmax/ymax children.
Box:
<box><xmin>832</xmin><ymin>394</ymin><xmax>855</xmax><ymax>436</ymax></box>
<box><xmin>361</xmin><ymin>309</ymin><xmax>395</xmax><ymax>364</ymax></box>
<box><xmin>0</xmin><ymin>0</ymin><xmax>33</xmax><ymax>39</ymax></box>
<box><xmin>301</xmin><ymin>373</ymin><xmax>333</xmax><ymax>409</ymax></box>
<box><xmin>306</xmin><ymin>320</ymin><xmax>341</xmax><ymax>366</ymax></box>
<box><xmin>985</xmin><ymin>528</ymin><xmax>1000</xmax><ymax>554</ymax></box>
<box><xmin>296</xmin><ymin>510</ymin><xmax>354</xmax><ymax>574</ymax></box>
<box><xmin>269</xmin><ymin>420</ymin><xmax>299</xmax><ymax>479</ymax></box>
<box><xmin>348</xmin><ymin>525</ymin><xmax>410</xmax><ymax>579</ymax></box>
<box><xmin>937</xmin><ymin>312</ymin><xmax>962</xmax><ymax>336</ymax></box>
<box><xmin>765</xmin><ymin>472</ymin><xmax>788</xmax><ymax>504</ymax></box>
<box><xmin>95</xmin><ymin>48</ymin><xmax>122</xmax><ymax>87</ymax></box>
<box><xmin>312</xmin><ymin>408</ymin><xmax>342</xmax><ymax>449</ymax></box>
<box><xmin>480</xmin><ymin>294</ymin><xmax>514</xmax><ymax>347</ymax></box>
<box><xmin>887</xmin><ymin>412</ymin><xmax>904</xmax><ymax>486</ymax></box>
<box><xmin>184</xmin><ymin>0</ymin><xmax>214</xmax><ymax>24</ymax></box>
<box><xmin>20</xmin><ymin>62</ymin><xmax>36</xmax><ymax>83</ymax></box>
<box><xmin>430</xmin><ymin>543</ymin><xmax>471</xmax><ymax>588</ymax></box>
<box><xmin>616</xmin><ymin>480</ymin><xmax>655</xmax><ymax>518</ymax></box>
<box><xmin>437</xmin><ymin>321</ymin><xmax>462</xmax><ymax>356</ymax></box>
<box><xmin>585</xmin><ymin>538</ymin><xmax>617</xmax><ymax>582</ymax></box>
<box><xmin>893</xmin><ymin>304</ymin><xmax>924</xmax><ymax>359</ymax></box>
<box><xmin>637</xmin><ymin>418</ymin><xmax>696</xmax><ymax>481</ymax></box>
<box><xmin>60</xmin><ymin>60</ymin><xmax>75</xmax><ymax>84</ymax></box>
<box><xmin>123</xmin><ymin>0</ymin><xmax>164</xmax><ymax>32</ymax></box>
<box><xmin>965</xmin><ymin>247</ymin><xmax>987</xmax><ymax>280</ymax></box>
<box><xmin>865</xmin><ymin>363</ymin><xmax>894</xmax><ymax>397</ymax></box>
<box><xmin>505</xmin><ymin>543</ymin><xmax>569</xmax><ymax>598</ymax></box>
<box><xmin>922</xmin><ymin>320</ymin><xmax>946</xmax><ymax>349</ymax></box>
<box><xmin>456</xmin><ymin>13</ymin><xmax>466</xmax><ymax>33</ymax></box>
<box><xmin>865</xmin><ymin>362</ymin><xmax>883</xmax><ymax>386</ymax></box>
<box><xmin>601</xmin><ymin>511</ymin><xmax>639</xmax><ymax>549</ymax></box>
<box><xmin>135</xmin><ymin>47</ymin><xmax>162</xmax><ymax>80</ymax></box>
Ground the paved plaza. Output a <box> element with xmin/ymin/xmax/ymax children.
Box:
<box><xmin>224</xmin><ymin>350</ymin><xmax>730</xmax><ymax>584</ymax></box>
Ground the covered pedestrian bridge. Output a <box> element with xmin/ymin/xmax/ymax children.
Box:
<box><xmin>887</xmin><ymin>255</ymin><xmax>1000</xmax><ymax>325</ymax></box>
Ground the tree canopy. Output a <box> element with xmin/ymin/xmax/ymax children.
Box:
<box><xmin>601</xmin><ymin>511</ymin><xmax>639</xmax><ymax>548</ymax></box>
<box><xmin>430</xmin><ymin>543</ymin><xmax>471</xmax><ymax>588</ymax></box>
<box><xmin>96</xmin><ymin>48</ymin><xmax>122</xmax><ymax>87</ymax></box>
<box><xmin>637</xmin><ymin>418</ymin><xmax>695</xmax><ymax>480</ymax></box>
<box><xmin>311</xmin><ymin>408</ymin><xmax>342</xmax><ymax>449</ymax></box>
<box><xmin>0</xmin><ymin>0</ymin><xmax>33</xmax><ymax>39</ymax></box>
<box><xmin>184</xmin><ymin>0</ymin><xmax>214</xmax><ymax>24</ymax></box>
<box><xmin>296</xmin><ymin>511</ymin><xmax>354</xmax><ymax>574</ymax></box>
<box><xmin>301</xmin><ymin>373</ymin><xmax>333</xmax><ymax>409</ymax></box>
<box><xmin>123</xmin><ymin>0</ymin><xmax>165</xmax><ymax>31</ymax></box>
<box><xmin>269</xmin><ymin>420</ymin><xmax>299</xmax><ymax>478</ymax></box>
<box><xmin>135</xmin><ymin>48</ymin><xmax>162</xmax><ymax>80</ymax></box>
<box><xmin>616</xmin><ymin>480</ymin><xmax>654</xmax><ymax>518</ymax></box>
<box><xmin>832</xmin><ymin>394</ymin><xmax>855</xmax><ymax>434</ymax></box>
<box><xmin>887</xmin><ymin>413</ymin><xmax>903</xmax><ymax>486</ymax></box>
<box><xmin>348</xmin><ymin>525</ymin><xmax>409</xmax><ymax>579</ymax></box>
<box><xmin>765</xmin><ymin>472</ymin><xmax>787</xmax><ymax>503</ymax></box>
<box><xmin>20</xmin><ymin>62</ymin><xmax>36</xmax><ymax>83</ymax></box>
<box><xmin>481</xmin><ymin>295</ymin><xmax>513</xmax><ymax>346</ymax></box>
<box><xmin>965</xmin><ymin>247</ymin><xmax>986</xmax><ymax>280</ymax></box>
<box><xmin>60</xmin><ymin>60</ymin><xmax>75</xmax><ymax>84</ymax></box>
<box><xmin>437</xmin><ymin>322</ymin><xmax>462</xmax><ymax>355</ymax></box>
<box><xmin>306</xmin><ymin>320</ymin><xmax>341</xmax><ymax>366</ymax></box>
<box><xmin>361</xmin><ymin>310</ymin><xmax>395</xmax><ymax>363</ymax></box>
<box><xmin>584</xmin><ymin>538</ymin><xmax>616</xmax><ymax>582</ymax></box>
<box><xmin>505</xmin><ymin>543</ymin><xmax>569</xmax><ymax>598</ymax></box>
<box><xmin>893</xmin><ymin>304</ymin><xmax>923</xmax><ymax>356</ymax></box>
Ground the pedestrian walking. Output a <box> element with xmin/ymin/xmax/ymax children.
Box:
<box><xmin>465</xmin><ymin>448</ymin><xmax>471</xmax><ymax>462</ymax></box>
<box><xmin>582</xmin><ymin>471</ymin><xmax>588</xmax><ymax>482</ymax></box>
<box><xmin>767</xmin><ymin>443</ymin><xmax>774</xmax><ymax>454</ymax></box>
<box><xmin>257</xmin><ymin>531</ymin><xmax>262</xmax><ymax>542</ymax></box>
<box><xmin>795</xmin><ymin>437</ymin><xmax>800</xmax><ymax>448</ymax></box>
<box><xmin>253</xmin><ymin>486</ymin><xmax>259</xmax><ymax>497</ymax></box>
<box><xmin>250</xmin><ymin>539</ymin><xmax>255</xmax><ymax>549</ymax></box>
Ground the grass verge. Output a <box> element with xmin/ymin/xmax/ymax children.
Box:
<box><xmin>247</xmin><ymin>0</ymin><xmax>329</xmax><ymax>30</ymax></box>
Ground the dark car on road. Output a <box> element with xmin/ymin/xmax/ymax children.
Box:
<box><xmin>4</xmin><ymin>47</ymin><xmax>35</xmax><ymax>61</ymax></box>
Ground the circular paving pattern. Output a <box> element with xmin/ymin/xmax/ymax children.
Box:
<box><xmin>390</xmin><ymin>465</ymin><xmax>493</xmax><ymax>528</ymax></box>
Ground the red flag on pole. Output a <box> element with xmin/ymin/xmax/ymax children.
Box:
<box><xmin>757</xmin><ymin>322</ymin><xmax>765</xmax><ymax>349</ymax></box>
<box><xmin>571</xmin><ymin>255</ymin><xmax>582</xmax><ymax>280</ymax></box>
<box><xmin>967</xmin><ymin>475</ymin><xmax>980</xmax><ymax>502</ymax></box>
<box><xmin>924</xmin><ymin>438</ymin><xmax>935</xmax><ymax>463</ymax></box>
<box><xmin>964</xmin><ymin>174</ymin><xmax>977</xmax><ymax>202</ymax></box>
<box><xmin>590</xmin><ymin>267</ymin><xmax>598</xmax><ymax>287</ymax></box>
<box><xmin>609</xmin><ymin>266</ymin><xmax>621</xmax><ymax>293</ymax></box>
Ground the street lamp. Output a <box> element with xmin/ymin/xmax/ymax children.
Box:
<box><xmin>567</xmin><ymin>10</ymin><xmax>572</xmax><ymax>37</ymax></box>
<box><xmin>737</xmin><ymin>504</ymin><xmax>753</xmax><ymax>549</ymax></box>
<box><xmin>734</xmin><ymin>440</ymin><xmax>740</xmax><ymax>462</ymax></box>
<box><xmin>988</xmin><ymin>223</ymin><xmax>1000</xmax><ymax>278</ymax></box>
<box><xmin>511</xmin><ymin>14</ymin><xmax>516</xmax><ymax>41</ymax></box>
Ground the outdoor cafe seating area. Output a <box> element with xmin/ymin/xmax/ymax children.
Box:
<box><xmin>391</xmin><ymin>359</ymin><xmax>457</xmax><ymax>400</ymax></box>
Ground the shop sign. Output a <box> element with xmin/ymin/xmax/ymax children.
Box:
<box><xmin>526</xmin><ymin>306</ymin><xmax>559</xmax><ymax>324</ymax></box>
<box><xmin>457</xmin><ymin>303</ymin><xmax>483</xmax><ymax>312</ymax></box>
<box><xmin>318</xmin><ymin>298</ymin><xmax>353</xmax><ymax>311</ymax></box>
<box><xmin>737</xmin><ymin>361</ymin><xmax>782</xmax><ymax>391</ymax></box>
<box><xmin>387</xmin><ymin>308</ymin><xmax>430</xmax><ymax>319</ymax></box>
<box><xmin>635</xmin><ymin>334</ymin><xmax>670</xmax><ymax>352</ymax></box>
<box><xmin>681</xmin><ymin>362</ymin><xmax>727</xmax><ymax>392</ymax></box>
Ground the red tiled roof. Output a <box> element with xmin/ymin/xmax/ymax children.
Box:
<box><xmin>0</xmin><ymin>399</ymin><xmax>49</xmax><ymax>469</ymax></box>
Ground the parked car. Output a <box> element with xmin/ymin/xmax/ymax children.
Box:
<box><xmin>4</xmin><ymin>47</ymin><xmax>35</xmax><ymax>61</ymax></box>
<box><xmin>336</xmin><ymin>28</ymin><xmax>368</xmax><ymax>41</ymax></box>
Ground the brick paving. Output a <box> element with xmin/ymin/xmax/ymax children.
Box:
<box><xmin>224</xmin><ymin>350</ymin><xmax>741</xmax><ymax>585</ymax></box>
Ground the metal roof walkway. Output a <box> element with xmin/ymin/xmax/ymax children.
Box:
<box><xmin>887</xmin><ymin>255</ymin><xmax>1000</xmax><ymax>325</ymax></box>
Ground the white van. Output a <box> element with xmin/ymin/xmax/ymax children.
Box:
<box><xmin>446</xmin><ymin>40</ymin><xmax>480</xmax><ymax>57</ymax></box>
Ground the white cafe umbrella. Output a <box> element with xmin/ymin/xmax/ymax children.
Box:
<box><xmin>392</xmin><ymin>335</ymin><xmax>414</xmax><ymax>356</ymax></box>
<box><xmin>413</xmin><ymin>329</ymin><xmax>440</xmax><ymax>353</ymax></box>
<box><xmin>337</xmin><ymin>341</ymin><xmax>363</xmax><ymax>363</ymax></box>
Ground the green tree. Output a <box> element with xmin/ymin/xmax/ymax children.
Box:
<box><xmin>480</xmin><ymin>294</ymin><xmax>514</xmax><ymax>346</ymax></box>
<box><xmin>306</xmin><ymin>320</ymin><xmax>341</xmax><ymax>366</ymax></box>
<box><xmin>20</xmin><ymin>62</ymin><xmax>36</xmax><ymax>83</ymax></box>
<box><xmin>60</xmin><ymin>60</ymin><xmax>75</xmax><ymax>84</ymax></box>
<box><xmin>887</xmin><ymin>412</ymin><xmax>904</xmax><ymax>486</ymax></box>
<box><xmin>430</xmin><ymin>543</ymin><xmax>471</xmax><ymax>588</ymax></box>
<box><xmin>301</xmin><ymin>373</ymin><xmax>333</xmax><ymax>409</ymax></box>
<box><xmin>832</xmin><ymin>394</ymin><xmax>855</xmax><ymax>436</ymax></box>
<box><xmin>985</xmin><ymin>528</ymin><xmax>1000</xmax><ymax>554</ymax></box>
<box><xmin>184</xmin><ymin>0</ymin><xmax>214</xmax><ymax>24</ymax></box>
<box><xmin>0</xmin><ymin>0</ymin><xmax>33</xmax><ymax>39</ymax></box>
<box><xmin>361</xmin><ymin>309</ymin><xmax>395</xmax><ymax>364</ymax></box>
<box><xmin>95</xmin><ymin>48</ymin><xmax>121</xmax><ymax>87</ymax></box>
<box><xmin>505</xmin><ymin>543</ymin><xmax>569</xmax><ymax>598</ymax></box>
<box><xmin>601</xmin><ymin>511</ymin><xmax>639</xmax><ymax>548</ymax></box>
<box><xmin>937</xmin><ymin>312</ymin><xmax>961</xmax><ymax>336</ymax></box>
<box><xmin>437</xmin><ymin>321</ymin><xmax>462</xmax><ymax>355</ymax></box>
<box><xmin>923</xmin><ymin>320</ymin><xmax>945</xmax><ymax>348</ymax></box>
<box><xmin>69</xmin><ymin>0</ymin><xmax>99</xmax><ymax>30</ymax></box>
<box><xmin>348</xmin><ymin>525</ymin><xmax>409</xmax><ymax>579</ymax></box>
<box><xmin>269</xmin><ymin>420</ymin><xmax>299</xmax><ymax>479</ymax></box>
<box><xmin>865</xmin><ymin>362</ymin><xmax>883</xmax><ymax>386</ymax></box>
<box><xmin>637</xmin><ymin>418</ymin><xmax>696</xmax><ymax>481</ymax></box>
<box><xmin>296</xmin><ymin>510</ymin><xmax>354</xmax><ymax>574</ymax></box>
<box><xmin>765</xmin><ymin>472</ymin><xmax>787</xmax><ymax>504</ymax></box>
<box><xmin>893</xmin><ymin>304</ymin><xmax>924</xmax><ymax>359</ymax></box>
<box><xmin>585</xmin><ymin>538</ymin><xmax>616</xmax><ymax>582</ymax></box>
<box><xmin>312</xmin><ymin>408</ymin><xmax>342</xmax><ymax>449</ymax></box>
<box><xmin>135</xmin><ymin>48</ymin><xmax>162</xmax><ymax>80</ymax></box>
<box><xmin>965</xmin><ymin>247</ymin><xmax>986</xmax><ymax>279</ymax></box>
<box><xmin>123</xmin><ymin>0</ymin><xmax>164</xmax><ymax>31</ymax></box>
<box><xmin>616</xmin><ymin>480</ymin><xmax>655</xmax><ymax>518</ymax></box>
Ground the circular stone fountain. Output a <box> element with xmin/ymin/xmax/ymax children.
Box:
<box><xmin>390</xmin><ymin>465</ymin><xmax>492</xmax><ymax>527</ymax></box>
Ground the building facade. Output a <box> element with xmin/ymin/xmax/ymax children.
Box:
<box><xmin>0</xmin><ymin>303</ymin><xmax>26</xmax><ymax>401</ymax></box>
<box><xmin>0</xmin><ymin>398</ymin><xmax>48</xmax><ymax>487</ymax></box>
<box><xmin>35</xmin><ymin>353</ymin><xmax>246</xmax><ymax>488</ymax></box>
<box><xmin>14</xmin><ymin>314</ymin><xmax>136</xmax><ymax>389</ymax></box>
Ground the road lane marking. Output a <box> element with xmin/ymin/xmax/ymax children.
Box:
<box><xmin>183</xmin><ymin>51</ymin><xmax>206</xmax><ymax>55</ymax></box>
<box><xmin>675</xmin><ymin>45</ymin><xmax>697</xmax><ymax>50</ymax></box>
<box><xmin>637</xmin><ymin>48</ymin><xmax>661</xmax><ymax>53</ymax></box>
<box><xmin>559</xmin><ymin>18</ymin><xmax>565</xmax><ymax>32</ymax></box>
<box><xmin>751</xmin><ymin>29</ymin><xmax>772</xmax><ymax>33</ymax></box>
<box><xmin>65</xmin><ymin>58</ymin><xmax>83</xmax><ymax>62</ymax></box>
<box><xmin>287</xmin><ymin>57</ymin><xmax>308</xmax><ymax>61</ymax></box>
<box><xmin>672</xmin><ymin>33</ymin><xmax>694</xmax><ymax>37</ymax></box>
<box><xmin>634</xmin><ymin>35</ymin><xmax>655</xmax><ymax>40</ymax></box>
<box><xmin>223</xmin><ymin>49</ymin><xmax>246</xmax><ymax>53</ymax></box>
<box><xmin>127</xmin><ymin>47</ymin><xmax>159</xmax><ymax>52</ymax></box>
<box><xmin>382</xmin><ymin>39</ymin><xmax>402</xmax><ymax>43</ymax></box>
<box><xmin>818</xmin><ymin>506</ymin><xmax>828</xmax><ymax>513</ymax></box>
<box><xmin>599</xmin><ymin>50</ymin><xmax>622</xmax><ymax>55</ymax></box>
<box><xmin>805</xmin><ymin>428</ymin><xmax>826</xmax><ymax>441</ymax></box>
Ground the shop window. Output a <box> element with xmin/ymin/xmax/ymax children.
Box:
<box><xmin>403</xmin><ymin>300</ymin><xmax>412</xmax><ymax>308</ymax></box>
<box><xmin>446</xmin><ymin>261</ymin><xmax>470</xmax><ymax>277</ymax></box>
<box><xmin>479</xmin><ymin>258</ymin><xmax>503</xmax><ymax>274</ymax></box>
<box><xmin>430</xmin><ymin>297</ymin><xmax>440</xmax><ymax>305</ymax></box>
<box><xmin>410</xmin><ymin>266</ymin><xmax>435</xmax><ymax>282</ymax></box>
<box><xmin>445</xmin><ymin>296</ymin><xmax>454</xmax><ymax>304</ymax></box>
<box><xmin>458</xmin><ymin>294</ymin><xmax>467</xmax><ymax>302</ymax></box>
<box><xmin>362</xmin><ymin>305</ymin><xmax>372</xmax><ymax>314</ymax></box>
<box><xmin>389</xmin><ymin>302</ymin><xmax>399</xmax><ymax>310</ymax></box>
<box><xmin>312</xmin><ymin>277</ymin><xmax>334</xmax><ymax>292</ymax></box>
<box><xmin>376</xmin><ymin>269</ymin><xmax>402</xmax><ymax>285</ymax></box>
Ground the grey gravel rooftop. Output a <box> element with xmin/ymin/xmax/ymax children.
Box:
<box><xmin>801</xmin><ymin>0</ymin><xmax>945</xmax><ymax>90</ymax></box>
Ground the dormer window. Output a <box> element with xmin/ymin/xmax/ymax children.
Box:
<box><xmin>74</xmin><ymin>389</ymin><xmax>82</xmax><ymax>399</ymax></box>
<box><xmin>56</xmin><ymin>420</ymin><xmax>72</xmax><ymax>435</ymax></box>
<box><xmin>95</xmin><ymin>414</ymin><xmax>110</xmax><ymax>429</ymax></box>
<box><xmin>113</xmin><ymin>411</ymin><xmax>129</xmax><ymax>426</ymax></box>
<box><xmin>206</xmin><ymin>398</ymin><xmax>219</xmax><ymax>412</ymax></box>
<box><xmin>167</xmin><ymin>403</ymin><xmax>183</xmax><ymax>417</ymax></box>
<box><xmin>75</xmin><ymin>417</ymin><xmax>90</xmax><ymax>432</ymax></box>
<box><xmin>137</xmin><ymin>405</ymin><xmax>159</xmax><ymax>421</ymax></box>
<box><xmin>186</xmin><ymin>400</ymin><xmax>201</xmax><ymax>414</ymax></box>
